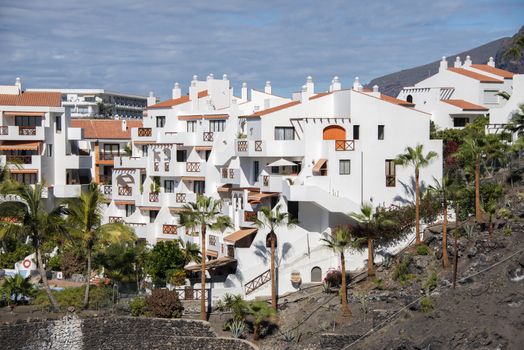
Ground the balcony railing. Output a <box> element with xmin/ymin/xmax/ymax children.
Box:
<box><xmin>237</xmin><ymin>140</ymin><xmax>248</xmax><ymax>152</ymax></box>
<box><xmin>162</xmin><ymin>224</ymin><xmax>177</xmax><ymax>235</ymax></box>
<box><xmin>176</xmin><ymin>193</ymin><xmax>186</xmax><ymax>203</ymax></box>
<box><xmin>386</xmin><ymin>175</ymin><xmax>396</xmax><ymax>187</ymax></box>
<box><xmin>263</xmin><ymin>175</ymin><xmax>269</xmax><ymax>187</ymax></box>
<box><xmin>154</xmin><ymin>162</ymin><xmax>159</xmax><ymax>172</ymax></box>
<box><xmin>172</xmin><ymin>288</ymin><xmax>209</xmax><ymax>301</ymax></box>
<box><xmin>245</xmin><ymin>269</ymin><xmax>271</xmax><ymax>295</ymax></box>
<box><xmin>208</xmin><ymin>235</ymin><xmax>217</xmax><ymax>245</ymax></box>
<box><xmin>137</xmin><ymin>128</ymin><xmax>152</xmax><ymax>137</ymax></box>
<box><xmin>335</xmin><ymin>140</ymin><xmax>355</xmax><ymax>151</ymax></box>
<box><xmin>6</xmin><ymin>155</ymin><xmax>32</xmax><ymax>164</ymax></box>
<box><xmin>18</xmin><ymin>126</ymin><xmax>36</xmax><ymax>136</ymax></box>
<box><xmin>0</xmin><ymin>126</ymin><xmax>8</xmax><ymax>135</ymax></box>
<box><xmin>99</xmin><ymin>175</ymin><xmax>112</xmax><ymax>184</ymax></box>
<box><xmin>109</xmin><ymin>216</ymin><xmax>124</xmax><ymax>223</ymax></box>
<box><xmin>164</xmin><ymin>162</ymin><xmax>169</xmax><ymax>172</ymax></box>
<box><xmin>102</xmin><ymin>185</ymin><xmax>112</xmax><ymax>196</ymax></box>
<box><xmin>244</xmin><ymin>211</ymin><xmax>257</xmax><ymax>222</ymax></box>
<box><xmin>221</xmin><ymin>168</ymin><xmax>228</xmax><ymax>178</ymax></box>
<box><xmin>227</xmin><ymin>245</ymin><xmax>235</xmax><ymax>258</ymax></box>
<box><xmin>203</xmin><ymin>132</ymin><xmax>214</xmax><ymax>142</ymax></box>
<box><xmin>99</xmin><ymin>153</ymin><xmax>118</xmax><ymax>160</ymax></box>
<box><xmin>186</xmin><ymin>162</ymin><xmax>201</xmax><ymax>172</ymax></box>
<box><xmin>254</xmin><ymin>140</ymin><xmax>263</xmax><ymax>152</ymax></box>
<box><xmin>228</xmin><ymin>169</ymin><xmax>235</xmax><ymax>179</ymax></box>
<box><xmin>149</xmin><ymin>192</ymin><xmax>159</xmax><ymax>202</ymax></box>
<box><xmin>118</xmin><ymin>186</ymin><xmax>132</xmax><ymax>196</ymax></box>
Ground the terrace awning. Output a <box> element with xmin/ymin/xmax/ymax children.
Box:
<box><xmin>114</xmin><ymin>200</ymin><xmax>135</xmax><ymax>205</ymax></box>
<box><xmin>248</xmin><ymin>192</ymin><xmax>278</xmax><ymax>202</ymax></box>
<box><xmin>0</xmin><ymin>141</ymin><xmax>41</xmax><ymax>151</ymax></box>
<box><xmin>138</xmin><ymin>206</ymin><xmax>161</xmax><ymax>211</ymax></box>
<box><xmin>3</xmin><ymin>112</ymin><xmax>45</xmax><ymax>117</ymax></box>
<box><xmin>266</xmin><ymin>158</ymin><xmax>298</xmax><ymax>167</ymax></box>
<box><xmin>207</xmin><ymin>249</ymin><xmax>218</xmax><ymax>258</ymax></box>
<box><xmin>181</xmin><ymin>176</ymin><xmax>205</xmax><ymax>181</ymax></box>
<box><xmin>184</xmin><ymin>256</ymin><xmax>237</xmax><ymax>271</ymax></box>
<box><xmin>312</xmin><ymin>158</ymin><xmax>327</xmax><ymax>173</ymax></box>
<box><xmin>224</xmin><ymin>228</ymin><xmax>258</xmax><ymax>243</ymax></box>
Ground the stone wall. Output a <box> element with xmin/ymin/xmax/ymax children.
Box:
<box><xmin>319</xmin><ymin>333</ymin><xmax>361</xmax><ymax>350</ymax></box>
<box><xmin>0</xmin><ymin>316</ymin><xmax>257</xmax><ymax>350</ymax></box>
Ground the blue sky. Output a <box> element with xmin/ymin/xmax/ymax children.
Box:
<box><xmin>0</xmin><ymin>0</ymin><xmax>522</xmax><ymax>99</ymax></box>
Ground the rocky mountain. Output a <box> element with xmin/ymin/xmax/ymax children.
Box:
<box><xmin>367</xmin><ymin>26</ymin><xmax>524</xmax><ymax>97</ymax></box>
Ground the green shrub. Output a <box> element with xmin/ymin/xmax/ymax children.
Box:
<box><xmin>420</xmin><ymin>296</ymin><xmax>434</xmax><ymax>313</ymax></box>
<box><xmin>129</xmin><ymin>297</ymin><xmax>147</xmax><ymax>316</ymax></box>
<box><xmin>372</xmin><ymin>278</ymin><xmax>384</xmax><ymax>290</ymax></box>
<box><xmin>504</xmin><ymin>228</ymin><xmax>512</xmax><ymax>237</ymax></box>
<box><xmin>393</xmin><ymin>255</ymin><xmax>415</xmax><ymax>284</ymax></box>
<box><xmin>168</xmin><ymin>269</ymin><xmax>187</xmax><ymax>286</ymax></box>
<box><xmin>33</xmin><ymin>286</ymin><xmax>112</xmax><ymax>311</ymax></box>
<box><xmin>0</xmin><ymin>245</ymin><xmax>32</xmax><ymax>269</ymax></box>
<box><xmin>416</xmin><ymin>244</ymin><xmax>431</xmax><ymax>256</ymax></box>
<box><xmin>423</xmin><ymin>271</ymin><xmax>438</xmax><ymax>292</ymax></box>
<box><xmin>0</xmin><ymin>275</ymin><xmax>36</xmax><ymax>305</ymax></box>
<box><xmin>47</xmin><ymin>255</ymin><xmax>62</xmax><ymax>271</ymax></box>
<box><xmin>146</xmin><ymin>289</ymin><xmax>184</xmax><ymax>318</ymax></box>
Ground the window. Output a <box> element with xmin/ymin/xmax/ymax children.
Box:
<box><xmin>253</xmin><ymin>161</ymin><xmax>259</xmax><ymax>183</ymax></box>
<box><xmin>55</xmin><ymin>116</ymin><xmax>62</xmax><ymax>132</ymax></box>
<box><xmin>176</xmin><ymin>149</ymin><xmax>187</xmax><ymax>162</ymax></box>
<box><xmin>339</xmin><ymin>160</ymin><xmax>351</xmax><ymax>175</ymax></box>
<box><xmin>186</xmin><ymin>121</ymin><xmax>197</xmax><ymax>132</ymax></box>
<box><xmin>406</xmin><ymin>95</ymin><xmax>413</xmax><ymax>103</ymax></box>
<box><xmin>193</xmin><ymin>180</ymin><xmax>205</xmax><ymax>194</ymax></box>
<box><xmin>209</xmin><ymin>120</ymin><xmax>225</xmax><ymax>132</ymax></box>
<box><xmin>46</xmin><ymin>144</ymin><xmax>53</xmax><ymax>157</ymax></box>
<box><xmin>15</xmin><ymin>116</ymin><xmax>41</xmax><ymax>127</ymax></box>
<box><xmin>453</xmin><ymin>117</ymin><xmax>469</xmax><ymax>127</ymax></box>
<box><xmin>156</xmin><ymin>116</ymin><xmax>166</xmax><ymax>128</ymax></box>
<box><xmin>103</xmin><ymin>144</ymin><xmax>119</xmax><ymax>159</ymax></box>
<box><xmin>274</xmin><ymin>127</ymin><xmax>295</xmax><ymax>140</ymax></box>
<box><xmin>353</xmin><ymin>125</ymin><xmax>360</xmax><ymax>140</ymax></box>
<box><xmin>288</xmin><ymin>201</ymin><xmax>299</xmax><ymax>220</ymax></box>
<box><xmin>142</xmin><ymin>145</ymin><xmax>148</xmax><ymax>157</ymax></box>
<box><xmin>125</xmin><ymin>204</ymin><xmax>135</xmax><ymax>217</ymax></box>
<box><xmin>385</xmin><ymin>159</ymin><xmax>396</xmax><ymax>187</ymax></box>
<box><xmin>378</xmin><ymin>125</ymin><xmax>384</xmax><ymax>140</ymax></box>
<box><xmin>164</xmin><ymin>180</ymin><xmax>175</xmax><ymax>193</ymax></box>
<box><xmin>483</xmin><ymin>90</ymin><xmax>499</xmax><ymax>104</ymax></box>
<box><xmin>205</xmin><ymin>150</ymin><xmax>211</xmax><ymax>161</ymax></box>
<box><xmin>149</xmin><ymin>210</ymin><xmax>158</xmax><ymax>223</ymax></box>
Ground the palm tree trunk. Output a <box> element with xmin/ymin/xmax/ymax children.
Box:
<box><xmin>253</xmin><ymin>323</ymin><xmax>260</xmax><ymax>341</ymax></box>
<box><xmin>270</xmin><ymin>232</ymin><xmax>277</xmax><ymax>311</ymax></box>
<box><xmin>475</xmin><ymin>160</ymin><xmax>481</xmax><ymax>221</ymax></box>
<box><xmin>83</xmin><ymin>248</ymin><xmax>92</xmax><ymax>309</ymax></box>
<box><xmin>36</xmin><ymin>245</ymin><xmax>60</xmax><ymax>312</ymax></box>
<box><xmin>452</xmin><ymin>205</ymin><xmax>459</xmax><ymax>289</ymax></box>
<box><xmin>489</xmin><ymin>214</ymin><xmax>493</xmax><ymax>239</ymax></box>
<box><xmin>340</xmin><ymin>252</ymin><xmax>351</xmax><ymax>317</ymax></box>
<box><xmin>367</xmin><ymin>237</ymin><xmax>375</xmax><ymax>277</ymax></box>
<box><xmin>415</xmin><ymin>169</ymin><xmax>421</xmax><ymax>245</ymax></box>
<box><xmin>200</xmin><ymin>224</ymin><xmax>207</xmax><ymax>321</ymax></box>
<box><xmin>442</xmin><ymin>200</ymin><xmax>449</xmax><ymax>268</ymax></box>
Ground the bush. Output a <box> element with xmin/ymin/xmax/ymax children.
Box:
<box><xmin>324</xmin><ymin>270</ymin><xmax>351</xmax><ymax>288</ymax></box>
<box><xmin>47</xmin><ymin>255</ymin><xmax>62</xmax><ymax>271</ymax></box>
<box><xmin>423</xmin><ymin>271</ymin><xmax>438</xmax><ymax>292</ymax></box>
<box><xmin>129</xmin><ymin>297</ymin><xmax>147</xmax><ymax>316</ymax></box>
<box><xmin>372</xmin><ymin>278</ymin><xmax>384</xmax><ymax>290</ymax></box>
<box><xmin>33</xmin><ymin>286</ymin><xmax>112</xmax><ymax>311</ymax></box>
<box><xmin>393</xmin><ymin>256</ymin><xmax>415</xmax><ymax>284</ymax></box>
<box><xmin>146</xmin><ymin>289</ymin><xmax>183</xmax><ymax>318</ymax></box>
<box><xmin>168</xmin><ymin>269</ymin><xmax>187</xmax><ymax>286</ymax></box>
<box><xmin>420</xmin><ymin>296</ymin><xmax>434</xmax><ymax>313</ymax></box>
<box><xmin>0</xmin><ymin>275</ymin><xmax>36</xmax><ymax>305</ymax></box>
<box><xmin>416</xmin><ymin>244</ymin><xmax>431</xmax><ymax>256</ymax></box>
<box><xmin>0</xmin><ymin>244</ymin><xmax>32</xmax><ymax>269</ymax></box>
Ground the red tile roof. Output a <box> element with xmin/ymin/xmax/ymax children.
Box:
<box><xmin>244</xmin><ymin>100</ymin><xmax>301</xmax><ymax>118</ymax></box>
<box><xmin>441</xmin><ymin>99</ymin><xmax>488</xmax><ymax>111</ymax></box>
<box><xmin>447</xmin><ymin>68</ymin><xmax>503</xmax><ymax>83</ymax></box>
<box><xmin>70</xmin><ymin>119</ymin><xmax>142</xmax><ymax>139</ymax></box>
<box><xmin>379</xmin><ymin>94</ymin><xmax>415</xmax><ymax>107</ymax></box>
<box><xmin>147</xmin><ymin>90</ymin><xmax>208</xmax><ymax>109</ymax></box>
<box><xmin>309</xmin><ymin>91</ymin><xmax>333</xmax><ymax>100</ymax></box>
<box><xmin>470</xmin><ymin>64</ymin><xmax>515</xmax><ymax>79</ymax></box>
<box><xmin>0</xmin><ymin>91</ymin><xmax>61</xmax><ymax>107</ymax></box>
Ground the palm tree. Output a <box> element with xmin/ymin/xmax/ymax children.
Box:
<box><xmin>456</xmin><ymin>137</ymin><xmax>483</xmax><ymax>221</ymax></box>
<box><xmin>0</xmin><ymin>183</ymin><xmax>67</xmax><ymax>311</ymax></box>
<box><xmin>180</xmin><ymin>239</ymin><xmax>201</xmax><ymax>264</ymax></box>
<box><xmin>396</xmin><ymin>144</ymin><xmax>438</xmax><ymax>245</ymax></box>
<box><xmin>0</xmin><ymin>274</ymin><xmax>36</xmax><ymax>306</ymax></box>
<box><xmin>506</xmin><ymin>104</ymin><xmax>524</xmax><ymax>138</ymax></box>
<box><xmin>254</xmin><ymin>204</ymin><xmax>297</xmax><ymax>311</ymax></box>
<box><xmin>247</xmin><ymin>301</ymin><xmax>276</xmax><ymax>341</ymax></box>
<box><xmin>321</xmin><ymin>226</ymin><xmax>354</xmax><ymax>316</ymax></box>
<box><xmin>64</xmin><ymin>183</ymin><xmax>134</xmax><ymax>309</ymax></box>
<box><xmin>349</xmin><ymin>203</ymin><xmax>395</xmax><ymax>277</ymax></box>
<box><xmin>428</xmin><ymin>176</ymin><xmax>454</xmax><ymax>268</ymax></box>
<box><xmin>182</xmin><ymin>195</ymin><xmax>232</xmax><ymax>320</ymax></box>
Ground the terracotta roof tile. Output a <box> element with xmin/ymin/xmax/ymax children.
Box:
<box><xmin>309</xmin><ymin>91</ymin><xmax>333</xmax><ymax>100</ymax></box>
<box><xmin>0</xmin><ymin>91</ymin><xmax>61</xmax><ymax>107</ymax></box>
<box><xmin>441</xmin><ymin>99</ymin><xmax>488</xmax><ymax>111</ymax></box>
<box><xmin>447</xmin><ymin>68</ymin><xmax>503</xmax><ymax>83</ymax></box>
<box><xmin>70</xmin><ymin>119</ymin><xmax>142</xmax><ymax>139</ymax></box>
<box><xmin>244</xmin><ymin>100</ymin><xmax>301</xmax><ymax>118</ymax></box>
<box><xmin>378</xmin><ymin>94</ymin><xmax>415</xmax><ymax>107</ymax></box>
<box><xmin>470</xmin><ymin>64</ymin><xmax>515</xmax><ymax>79</ymax></box>
<box><xmin>147</xmin><ymin>90</ymin><xmax>208</xmax><ymax>109</ymax></box>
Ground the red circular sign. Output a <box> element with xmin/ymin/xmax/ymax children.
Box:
<box><xmin>22</xmin><ymin>259</ymin><xmax>31</xmax><ymax>269</ymax></box>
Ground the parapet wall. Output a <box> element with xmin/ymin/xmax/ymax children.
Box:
<box><xmin>0</xmin><ymin>316</ymin><xmax>257</xmax><ymax>350</ymax></box>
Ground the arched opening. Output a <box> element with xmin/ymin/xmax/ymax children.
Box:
<box><xmin>265</xmin><ymin>232</ymin><xmax>277</xmax><ymax>248</ymax></box>
<box><xmin>311</xmin><ymin>266</ymin><xmax>322</xmax><ymax>282</ymax></box>
<box><xmin>322</xmin><ymin>125</ymin><xmax>346</xmax><ymax>140</ymax></box>
<box><xmin>406</xmin><ymin>95</ymin><xmax>413</xmax><ymax>103</ymax></box>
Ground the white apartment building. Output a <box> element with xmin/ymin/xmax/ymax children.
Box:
<box><xmin>397</xmin><ymin>56</ymin><xmax>517</xmax><ymax>130</ymax></box>
<box><xmin>27</xmin><ymin>88</ymin><xmax>150</xmax><ymax>119</ymax></box>
<box><xmin>104</xmin><ymin>74</ymin><xmax>442</xmax><ymax>301</ymax></box>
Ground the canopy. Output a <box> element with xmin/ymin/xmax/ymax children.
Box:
<box><xmin>0</xmin><ymin>141</ymin><xmax>40</xmax><ymax>151</ymax></box>
<box><xmin>312</xmin><ymin>158</ymin><xmax>327</xmax><ymax>173</ymax></box>
<box><xmin>266</xmin><ymin>158</ymin><xmax>298</xmax><ymax>167</ymax></box>
<box><xmin>224</xmin><ymin>228</ymin><xmax>258</xmax><ymax>243</ymax></box>
<box><xmin>184</xmin><ymin>256</ymin><xmax>237</xmax><ymax>271</ymax></box>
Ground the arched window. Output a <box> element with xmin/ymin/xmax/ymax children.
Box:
<box><xmin>406</xmin><ymin>95</ymin><xmax>413</xmax><ymax>103</ymax></box>
<box><xmin>265</xmin><ymin>232</ymin><xmax>277</xmax><ymax>248</ymax></box>
<box><xmin>322</xmin><ymin>125</ymin><xmax>346</xmax><ymax>140</ymax></box>
<box><xmin>311</xmin><ymin>266</ymin><xmax>322</xmax><ymax>282</ymax></box>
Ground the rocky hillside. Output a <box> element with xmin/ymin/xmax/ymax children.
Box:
<box><xmin>366</xmin><ymin>26</ymin><xmax>524</xmax><ymax>97</ymax></box>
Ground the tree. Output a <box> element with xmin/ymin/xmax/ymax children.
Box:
<box><xmin>254</xmin><ymin>204</ymin><xmax>297</xmax><ymax>311</ymax></box>
<box><xmin>481</xmin><ymin>183</ymin><xmax>504</xmax><ymax>239</ymax></box>
<box><xmin>456</xmin><ymin>137</ymin><xmax>483</xmax><ymax>221</ymax></box>
<box><xmin>0</xmin><ymin>183</ymin><xmax>67</xmax><ymax>311</ymax></box>
<box><xmin>396</xmin><ymin>144</ymin><xmax>438</xmax><ymax>245</ymax></box>
<box><xmin>145</xmin><ymin>240</ymin><xmax>186</xmax><ymax>286</ymax></box>
<box><xmin>247</xmin><ymin>301</ymin><xmax>276</xmax><ymax>341</ymax></box>
<box><xmin>321</xmin><ymin>226</ymin><xmax>354</xmax><ymax>316</ymax></box>
<box><xmin>182</xmin><ymin>195</ymin><xmax>232</xmax><ymax>320</ymax></box>
<box><xmin>0</xmin><ymin>274</ymin><xmax>36</xmax><ymax>306</ymax></box>
<box><xmin>179</xmin><ymin>239</ymin><xmax>201</xmax><ymax>264</ymax></box>
<box><xmin>64</xmin><ymin>183</ymin><xmax>134</xmax><ymax>309</ymax></box>
<box><xmin>506</xmin><ymin>104</ymin><xmax>524</xmax><ymax>138</ymax></box>
<box><xmin>349</xmin><ymin>203</ymin><xmax>395</xmax><ymax>277</ymax></box>
<box><xmin>428</xmin><ymin>176</ymin><xmax>454</xmax><ymax>268</ymax></box>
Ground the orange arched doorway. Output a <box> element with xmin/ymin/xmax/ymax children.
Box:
<box><xmin>323</xmin><ymin>125</ymin><xmax>346</xmax><ymax>140</ymax></box>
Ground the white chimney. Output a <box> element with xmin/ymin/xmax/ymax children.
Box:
<box><xmin>15</xmin><ymin>77</ymin><xmax>22</xmax><ymax>92</ymax></box>
<box><xmin>121</xmin><ymin>119</ymin><xmax>127</xmax><ymax>131</ymax></box>
<box><xmin>300</xmin><ymin>85</ymin><xmax>308</xmax><ymax>102</ymax></box>
<box><xmin>464</xmin><ymin>55</ymin><xmax>472</xmax><ymax>67</ymax></box>
<box><xmin>222</xmin><ymin>74</ymin><xmax>228</xmax><ymax>80</ymax></box>
<box><xmin>358</xmin><ymin>84</ymin><xmax>363</xmax><ymax>92</ymax></box>
<box><xmin>147</xmin><ymin>91</ymin><xmax>156</xmax><ymax>106</ymax></box>
<box><xmin>332</xmin><ymin>76</ymin><xmax>341</xmax><ymax>91</ymax></box>
<box><xmin>264</xmin><ymin>81</ymin><xmax>272</xmax><ymax>94</ymax></box>
<box><xmin>372</xmin><ymin>85</ymin><xmax>380</xmax><ymax>97</ymax></box>
<box><xmin>241</xmin><ymin>82</ymin><xmax>248</xmax><ymax>101</ymax></box>
<box><xmin>189</xmin><ymin>75</ymin><xmax>198</xmax><ymax>111</ymax></box>
<box><xmin>487</xmin><ymin>57</ymin><xmax>495</xmax><ymax>68</ymax></box>
<box><xmin>439</xmin><ymin>56</ymin><xmax>448</xmax><ymax>72</ymax></box>
<box><xmin>207</xmin><ymin>73</ymin><xmax>214</xmax><ymax>80</ymax></box>
<box><xmin>353</xmin><ymin>77</ymin><xmax>360</xmax><ymax>90</ymax></box>
<box><xmin>172</xmin><ymin>82</ymin><xmax>181</xmax><ymax>99</ymax></box>
<box><xmin>306</xmin><ymin>76</ymin><xmax>314</xmax><ymax>95</ymax></box>
<box><xmin>454</xmin><ymin>56</ymin><xmax>462</xmax><ymax>68</ymax></box>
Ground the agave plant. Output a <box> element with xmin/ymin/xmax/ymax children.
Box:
<box><xmin>229</xmin><ymin>320</ymin><xmax>246</xmax><ymax>339</ymax></box>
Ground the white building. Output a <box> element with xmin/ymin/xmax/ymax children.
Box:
<box><xmin>105</xmin><ymin>74</ymin><xmax>442</xmax><ymax>301</ymax></box>
<box><xmin>27</xmin><ymin>88</ymin><xmax>150</xmax><ymax>119</ymax></box>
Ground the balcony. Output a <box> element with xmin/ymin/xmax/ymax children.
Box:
<box><xmin>137</xmin><ymin>127</ymin><xmax>152</xmax><ymax>137</ymax></box>
<box><xmin>64</xmin><ymin>155</ymin><xmax>92</xmax><ymax>169</ymax></box>
<box><xmin>118</xmin><ymin>186</ymin><xmax>132</xmax><ymax>196</ymax></box>
<box><xmin>334</xmin><ymin>140</ymin><xmax>355</xmax><ymax>151</ymax></box>
<box><xmin>235</xmin><ymin>139</ymin><xmax>304</xmax><ymax>157</ymax></box>
<box><xmin>149</xmin><ymin>192</ymin><xmax>159</xmax><ymax>202</ymax></box>
<box><xmin>132</xmin><ymin>127</ymin><xmax>156</xmax><ymax>142</ymax></box>
<box><xmin>109</xmin><ymin>216</ymin><xmax>124</xmax><ymax>223</ymax></box>
<box><xmin>186</xmin><ymin>162</ymin><xmax>201</xmax><ymax>173</ymax></box>
<box><xmin>6</xmin><ymin>155</ymin><xmax>33</xmax><ymax>164</ymax></box>
<box><xmin>220</xmin><ymin>167</ymin><xmax>240</xmax><ymax>185</ymax></box>
<box><xmin>162</xmin><ymin>224</ymin><xmax>178</xmax><ymax>235</ymax></box>
<box><xmin>114</xmin><ymin>156</ymin><xmax>147</xmax><ymax>169</ymax></box>
<box><xmin>99</xmin><ymin>184</ymin><xmax>112</xmax><ymax>197</ymax></box>
<box><xmin>203</xmin><ymin>132</ymin><xmax>214</xmax><ymax>142</ymax></box>
<box><xmin>53</xmin><ymin>184</ymin><xmax>89</xmax><ymax>198</ymax></box>
<box><xmin>0</xmin><ymin>126</ymin><xmax>45</xmax><ymax>141</ymax></box>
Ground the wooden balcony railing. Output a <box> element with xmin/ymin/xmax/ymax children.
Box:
<box><xmin>162</xmin><ymin>224</ymin><xmax>177</xmax><ymax>235</ymax></box>
<box><xmin>173</xmin><ymin>287</ymin><xmax>209</xmax><ymax>301</ymax></box>
<box><xmin>227</xmin><ymin>245</ymin><xmax>235</xmax><ymax>258</ymax></box>
<box><xmin>127</xmin><ymin>222</ymin><xmax>146</xmax><ymax>228</ymax></box>
<box><xmin>335</xmin><ymin>140</ymin><xmax>355</xmax><ymax>151</ymax></box>
<box><xmin>109</xmin><ymin>216</ymin><xmax>124</xmax><ymax>223</ymax></box>
<box><xmin>245</xmin><ymin>269</ymin><xmax>271</xmax><ymax>295</ymax></box>
<box><xmin>0</xmin><ymin>126</ymin><xmax>8</xmax><ymax>135</ymax></box>
<box><xmin>228</xmin><ymin>169</ymin><xmax>235</xmax><ymax>179</ymax></box>
<box><xmin>208</xmin><ymin>235</ymin><xmax>217</xmax><ymax>245</ymax></box>
<box><xmin>221</xmin><ymin>168</ymin><xmax>228</xmax><ymax>178</ymax></box>
<box><xmin>263</xmin><ymin>175</ymin><xmax>269</xmax><ymax>187</ymax></box>
<box><xmin>386</xmin><ymin>175</ymin><xmax>396</xmax><ymax>187</ymax></box>
<box><xmin>237</xmin><ymin>140</ymin><xmax>248</xmax><ymax>152</ymax></box>
<box><xmin>254</xmin><ymin>140</ymin><xmax>263</xmax><ymax>152</ymax></box>
<box><xmin>149</xmin><ymin>192</ymin><xmax>159</xmax><ymax>202</ymax></box>
<box><xmin>164</xmin><ymin>162</ymin><xmax>169</xmax><ymax>172</ymax></box>
<box><xmin>203</xmin><ymin>132</ymin><xmax>214</xmax><ymax>142</ymax></box>
<box><xmin>118</xmin><ymin>186</ymin><xmax>132</xmax><ymax>196</ymax></box>
<box><xmin>244</xmin><ymin>211</ymin><xmax>257</xmax><ymax>222</ymax></box>
<box><xmin>101</xmin><ymin>185</ymin><xmax>112</xmax><ymax>196</ymax></box>
<box><xmin>176</xmin><ymin>193</ymin><xmax>186</xmax><ymax>203</ymax></box>
<box><xmin>154</xmin><ymin>162</ymin><xmax>159</xmax><ymax>172</ymax></box>
<box><xmin>186</xmin><ymin>162</ymin><xmax>201</xmax><ymax>173</ymax></box>
<box><xmin>99</xmin><ymin>175</ymin><xmax>112</xmax><ymax>184</ymax></box>
<box><xmin>99</xmin><ymin>153</ymin><xmax>118</xmax><ymax>160</ymax></box>
<box><xmin>6</xmin><ymin>155</ymin><xmax>32</xmax><ymax>164</ymax></box>
<box><xmin>18</xmin><ymin>126</ymin><xmax>36</xmax><ymax>136</ymax></box>
<box><xmin>137</xmin><ymin>128</ymin><xmax>152</xmax><ymax>137</ymax></box>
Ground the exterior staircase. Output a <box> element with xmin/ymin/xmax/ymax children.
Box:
<box><xmin>244</xmin><ymin>269</ymin><xmax>271</xmax><ymax>295</ymax></box>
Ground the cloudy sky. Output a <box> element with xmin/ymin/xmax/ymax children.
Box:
<box><xmin>0</xmin><ymin>0</ymin><xmax>522</xmax><ymax>99</ymax></box>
